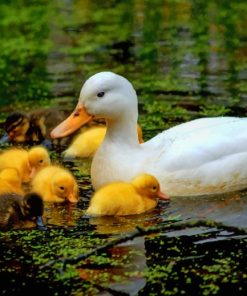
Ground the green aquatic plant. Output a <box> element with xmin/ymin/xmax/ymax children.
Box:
<box><xmin>199</xmin><ymin>104</ymin><xmax>230</xmax><ymax>117</ymax></box>
<box><xmin>0</xmin><ymin>0</ymin><xmax>53</xmax><ymax>106</ymax></box>
<box><xmin>139</xmin><ymin>99</ymin><xmax>191</xmax><ymax>135</ymax></box>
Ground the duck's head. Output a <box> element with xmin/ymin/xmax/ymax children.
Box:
<box><xmin>51</xmin><ymin>72</ymin><xmax>138</xmax><ymax>138</ymax></box>
<box><xmin>131</xmin><ymin>174</ymin><xmax>170</xmax><ymax>201</ymax></box>
<box><xmin>51</xmin><ymin>171</ymin><xmax>79</xmax><ymax>203</ymax></box>
<box><xmin>28</xmin><ymin>146</ymin><xmax>51</xmax><ymax>178</ymax></box>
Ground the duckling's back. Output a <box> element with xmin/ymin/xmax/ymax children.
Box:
<box><xmin>0</xmin><ymin>168</ymin><xmax>24</xmax><ymax>195</ymax></box>
<box><xmin>0</xmin><ymin>194</ymin><xmax>22</xmax><ymax>229</ymax></box>
<box><xmin>0</xmin><ymin>148</ymin><xmax>31</xmax><ymax>183</ymax></box>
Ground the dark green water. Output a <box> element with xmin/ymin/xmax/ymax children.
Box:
<box><xmin>1</xmin><ymin>0</ymin><xmax>247</xmax><ymax>295</ymax></box>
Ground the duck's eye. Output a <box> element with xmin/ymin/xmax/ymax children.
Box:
<box><xmin>152</xmin><ymin>186</ymin><xmax>157</xmax><ymax>191</ymax></box>
<box><xmin>97</xmin><ymin>91</ymin><xmax>105</xmax><ymax>98</ymax></box>
<box><xmin>60</xmin><ymin>186</ymin><xmax>64</xmax><ymax>190</ymax></box>
<box><xmin>39</xmin><ymin>159</ymin><xmax>43</xmax><ymax>163</ymax></box>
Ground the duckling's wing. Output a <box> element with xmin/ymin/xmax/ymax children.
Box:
<box><xmin>0</xmin><ymin>207</ymin><xmax>13</xmax><ymax>229</ymax></box>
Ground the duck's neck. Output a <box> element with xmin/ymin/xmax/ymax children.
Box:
<box><xmin>105</xmin><ymin>114</ymin><xmax>139</xmax><ymax>147</ymax></box>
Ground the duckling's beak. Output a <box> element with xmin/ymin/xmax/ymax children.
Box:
<box><xmin>67</xmin><ymin>192</ymin><xmax>78</xmax><ymax>203</ymax></box>
<box><xmin>0</xmin><ymin>132</ymin><xmax>10</xmax><ymax>143</ymax></box>
<box><xmin>29</xmin><ymin>167</ymin><xmax>36</xmax><ymax>179</ymax></box>
<box><xmin>157</xmin><ymin>190</ymin><xmax>170</xmax><ymax>201</ymax></box>
<box><xmin>50</xmin><ymin>102</ymin><xmax>92</xmax><ymax>138</ymax></box>
<box><xmin>36</xmin><ymin>216</ymin><xmax>47</xmax><ymax>230</ymax></box>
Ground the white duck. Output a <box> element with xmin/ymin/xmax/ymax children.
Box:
<box><xmin>51</xmin><ymin>72</ymin><xmax>247</xmax><ymax>196</ymax></box>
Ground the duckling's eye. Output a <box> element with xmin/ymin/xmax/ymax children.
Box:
<box><xmin>97</xmin><ymin>91</ymin><xmax>105</xmax><ymax>98</ymax></box>
<box><xmin>152</xmin><ymin>186</ymin><xmax>157</xmax><ymax>191</ymax></box>
<box><xmin>39</xmin><ymin>159</ymin><xmax>43</xmax><ymax>163</ymax></box>
<box><xmin>59</xmin><ymin>186</ymin><xmax>64</xmax><ymax>190</ymax></box>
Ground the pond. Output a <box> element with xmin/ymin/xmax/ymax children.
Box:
<box><xmin>1</xmin><ymin>0</ymin><xmax>247</xmax><ymax>295</ymax></box>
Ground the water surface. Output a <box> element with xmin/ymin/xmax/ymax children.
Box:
<box><xmin>1</xmin><ymin>0</ymin><xmax>247</xmax><ymax>295</ymax></box>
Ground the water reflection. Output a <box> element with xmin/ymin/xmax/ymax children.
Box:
<box><xmin>78</xmin><ymin>237</ymin><xmax>147</xmax><ymax>296</ymax></box>
<box><xmin>43</xmin><ymin>202</ymin><xmax>83</xmax><ymax>227</ymax></box>
<box><xmin>88</xmin><ymin>209</ymin><xmax>166</xmax><ymax>234</ymax></box>
<box><xmin>166</xmin><ymin>190</ymin><xmax>247</xmax><ymax>228</ymax></box>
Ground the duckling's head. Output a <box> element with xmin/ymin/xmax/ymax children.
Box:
<box><xmin>131</xmin><ymin>174</ymin><xmax>170</xmax><ymax>201</ymax></box>
<box><xmin>28</xmin><ymin>146</ymin><xmax>51</xmax><ymax>178</ymax></box>
<box><xmin>4</xmin><ymin>112</ymin><xmax>30</xmax><ymax>142</ymax></box>
<box><xmin>0</xmin><ymin>167</ymin><xmax>22</xmax><ymax>189</ymax></box>
<box><xmin>51</xmin><ymin>171</ymin><xmax>79</xmax><ymax>203</ymax></box>
<box><xmin>51</xmin><ymin>72</ymin><xmax>138</xmax><ymax>138</ymax></box>
<box><xmin>21</xmin><ymin>192</ymin><xmax>44</xmax><ymax>218</ymax></box>
<box><xmin>21</xmin><ymin>193</ymin><xmax>45</xmax><ymax>228</ymax></box>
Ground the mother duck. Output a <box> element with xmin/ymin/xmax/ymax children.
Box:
<box><xmin>51</xmin><ymin>72</ymin><xmax>247</xmax><ymax>196</ymax></box>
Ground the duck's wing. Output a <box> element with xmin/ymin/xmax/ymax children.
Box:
<box><xmin>143</xmin><ymin>117</ymin><xmax>247</xmax><ymax>171</ymax></box>
<box><xmin>144</xmin><ymin>117</ymin><xmax>240</xmax><ymax>148</ymax></box>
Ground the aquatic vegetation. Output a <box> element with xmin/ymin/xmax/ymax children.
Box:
<box><xmin>0</xmin><ymin>0</ymin><xmax>54</xmax><ymax>107</ymax></box>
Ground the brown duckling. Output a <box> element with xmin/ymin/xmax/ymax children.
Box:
<box><xmin>0</xmin><ymin>168</ymin><xmax>24</xmax><ymax>195</ymax></box>
<box><xmin>0</xmin><ymin>192</ymin><xmax>45</xmax><ymax>230</ymax></box>
<box><xmin>1</xmin><ymin>108</ymin><xmax>73</xmax><ymax>146</ymax></box>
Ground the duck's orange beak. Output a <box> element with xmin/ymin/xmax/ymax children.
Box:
<box><xmin>50</xmin><ymin>102</ymin><xmax>92</xmax><ymax>138</ymax></box>
<box><xmin>157</xmin><ymin>190</ymin><xmax>170</xmax><ymax>201</ymax></box>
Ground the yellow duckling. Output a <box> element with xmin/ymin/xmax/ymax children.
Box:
<box><xmin>28</xmin><ymin>146</ymin><xmax>51</xmax><ymax>178</ymax></box>
<box><xmin>0</xmin><ymin>146</ymin><xmax>51</xmax><ymax>183</ymax></box>
<box><xmin>0</xmin><ymin>167</ymin><xmax>24</xmax><ymax>195</ymax></box>
<box><xmin>63</xmin><ymin>124</ymin><xmax>144</xmax><ymax>159</ymax></box>
<box><xmin>86</xmin><ymin>173</ymin><xmax>169</xmax><ymax>216</ymax></box>
<box><xmin>31</xmin><ymin>165</ymin><xmax>79</xmax><ymax>203</ymax></box>
<box><xmin>0</xmin><ymin>192</ymin><xmax>45</xmax><ymax>230</ymax></box>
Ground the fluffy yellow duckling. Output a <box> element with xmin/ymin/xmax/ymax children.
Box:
<box><xmin>63</xmin><ymin>124</ymin><xmax>144</xmax><ymax>159</ymax></box>
<box><xmin>86</xmin><ymin>173</ymin><xmax>169</xmax><ymax>216</ymax></box>
<box><xmin>28</xmin><ymin>146</ymin><xmax>51</xmax><ymax>178</ymax></box>
<box><xmin>0</xmin><ymin>168</ymin><xmax>24</xmax><ymax>195</ymax></box>
<box><xmin>0</xmin><ymin>146</ymin><xmax>51</xmax><ymax>183</ymax></box>
<box><xmin>31</xmin><ymin>165</ymin><xmax>79</xmax><ymax>203</ymax></box>
<box><xmin>0</xmin><ymin>192</ymin><xmax>45</xmax><ymax>230</ymax></box>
